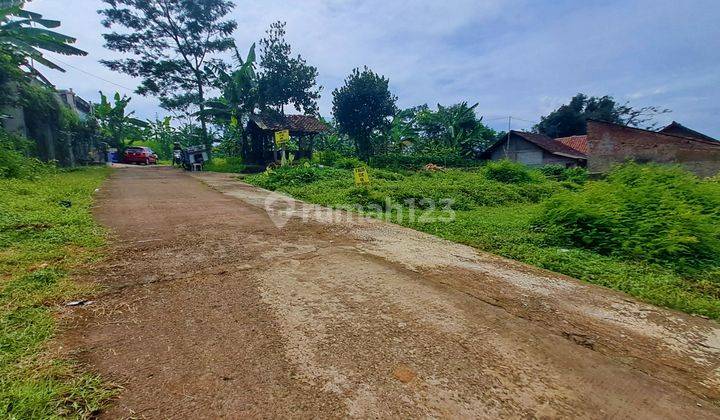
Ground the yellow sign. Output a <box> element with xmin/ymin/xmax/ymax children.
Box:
<box><xmin>274</xmin><ymin>129</ymin><xmax>290</xmax><ymax>147</ymax></box>
<box><xmin>353</xmin><ymin>167</ymin><xmax>371</xmax><ymax>186</ymax></box>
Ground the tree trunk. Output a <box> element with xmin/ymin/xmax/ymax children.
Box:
<box><xmin>196</xmin><ymin>75</ymin><xmax>209</xmax><ymax>152</ymax></box>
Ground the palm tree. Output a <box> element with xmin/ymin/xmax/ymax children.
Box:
<box><xmin>0</xmin><ymin>1</ymin><xmax>87</xmax><ymax>73</ymax></box>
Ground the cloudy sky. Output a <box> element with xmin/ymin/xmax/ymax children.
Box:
<box><xmin>29</xmin><ymin>0</ymin><xmax>720</xmax><ymax>136</ymax></box>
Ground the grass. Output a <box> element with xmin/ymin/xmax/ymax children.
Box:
<box><xmin>245</xmin><ymin>163</ymin><xmax>720</xmax><ymax>319</ymax></box>
<box><xmin>204</xmin><ymin>157</ymin><xmax>245</xmax><ymax>173</ymax></box>
<box><xmin>0</xmin><ymin>167</ymin><xmax>115</xmax><ymax>419</ymax></box>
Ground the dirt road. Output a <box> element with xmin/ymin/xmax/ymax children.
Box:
<box><xmin>63</xmin><ymin>166</ymin><xmax>720</xmax><ymax>418</ymax></box>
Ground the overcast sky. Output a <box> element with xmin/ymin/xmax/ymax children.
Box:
<box><xmin>29</xmin><ymin>0</ymin><xmax>720</xmax><ymax>136</ymax></box>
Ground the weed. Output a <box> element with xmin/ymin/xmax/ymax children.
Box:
<box><xmin>0</xmin><ymin>167</ymin><xmax>115</xmax><ymax>418</ymax></box>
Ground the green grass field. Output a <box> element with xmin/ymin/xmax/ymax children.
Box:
<box><xmin>0</xmin><ymin>168</ymin><xmax>114</xmax><ymax>418</ymax></box>
<box><xmin>246</xmin><ymin>163</ymin><xmax>720</xmax><ymax>319</ymax></box>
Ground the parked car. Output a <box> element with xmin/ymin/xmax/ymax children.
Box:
<box><xmin>123</xmin><ymin>147</ymin><xmax>158</xmax><ymax>165</ymax></box>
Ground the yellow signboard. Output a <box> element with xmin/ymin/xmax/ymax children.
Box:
<box><xmin>353</xmin><ymin>166</ymin><xmax>371</xmax><ymax>186</ymax></box>
<box><xmin>274</xmin><ymin>129</ymin><xmax>290</xmax><ymax>147</ymax></box>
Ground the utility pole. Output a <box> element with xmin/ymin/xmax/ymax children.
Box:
<box><xmin>504</xmin><ymin>116</ymin><xmax>512</xmax><ymax>158</ymax></box>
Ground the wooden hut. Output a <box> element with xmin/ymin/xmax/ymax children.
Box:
<box><xmin>246</xmin><ymin>113</ymin><xmax>327</xmax><ymax>164</ymax></box>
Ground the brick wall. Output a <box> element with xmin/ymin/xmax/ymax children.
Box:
<box><xmin>587</xmin><ymin>120</ymin><xmax>720</xmax><ymax>177</ymax></box>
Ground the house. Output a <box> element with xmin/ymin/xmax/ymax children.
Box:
<box><xmin>1</xmin><ymin>71</ymin><xmax>98</xmax><ymax>165</ymax></box>
<box><xmin>57</xmin><ymin>88</ymin><xmax>92</xmax><ymax>119</ymax></box>
<box><xmin>246</xmin><ymin>112</ymin><xmax>327</xmax><ymax>164</ymax></box>
<box><xmin>659</xmin><ymin>121</ymin><xmax>717</xmax><ymax>142</ymax></box>
<box><xmin>586</xmin><ymin>120</ymin><xmax>720</xmax><ymax>177</ymax></box>
<box><xmin>484</xmin><ymin>131</ymin><xmax>587</xmax><ymax>167</ymax></box>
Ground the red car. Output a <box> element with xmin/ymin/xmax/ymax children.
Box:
<box><xmin>123</xmin><ymin>147</ymin><xmax>158</xmax><ymax>165</ymax></box>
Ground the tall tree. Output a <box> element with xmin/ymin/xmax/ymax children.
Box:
<box><xmin>98</xmin><ymin>0</ymin><xmax>237</xmax><ymax>147</ymax></box>
<box><xmin>257</xmin><ymin>21</ymin><xmax>320</xmax><ymax>115</ymax></box>
<box><xmin>534</xmin><ymin>93</ymin><xmax>671</xmax><ymax>138</ymax></box>
<box><xmin>0</xmin><ymin>0</ymin><xmax>87</xmax><ymax>73</ymax></box>
<box><xmin>332</xmin><ymin>66</ymin><xmax>396</xmax><ymax>160</ymax></box>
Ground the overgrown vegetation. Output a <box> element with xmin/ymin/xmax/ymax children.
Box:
<box><xmin>246</xmin><ymin>161</ymin><xmax>720</xmax><ymax>319</ymax></box>
<box><xmin>0</xmin><ymin>129</ymin><xmax>55</xmax><ymax>180</ymax></box>
<box><xmin>203</xmin><ymin>157</ymin><xmax>245</xmax><ymax>173</ymax></box>
<box><xmin>538</xmin><ymin>163</ymin><xmax>720</xmax><ymax>278</ymax></box>
<box><xmin>0</xmin><ymin>168</ymin><xmax>114</xmax><ymax>418</ymax></box>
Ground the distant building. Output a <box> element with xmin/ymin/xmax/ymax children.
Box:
<box><xmin>57</xmin><ymin>88</ymin><xmax>93</xmax><ymax>119</ymax></box>
<box><xmin>483</xmin><ymin>131</ymin><xmax>587</xmax><ymax>167</ymax></box>
<box><xmin>0</xmin><ymin>73</ymin><xmax>98</xmax><ymax>165</ymax></box>
<box><xmin>246</xmin><ymin>112</ymin><xmax>327</xmax><ymax>164</ymax></box>
<box><xmin>658</xmin><ymin>121</ymin><xmax>717</xmax><ymax>142</ymax></box>
<box><xmin>586</xmin><ymin>120</ymin><xmax>720</xmax><ymax>177</ymax></box>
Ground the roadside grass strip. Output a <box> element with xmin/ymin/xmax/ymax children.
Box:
<box><xmin>0</xmin><ymin>168</ymin><xmax>114</xmax><ymax>419</ymax></box>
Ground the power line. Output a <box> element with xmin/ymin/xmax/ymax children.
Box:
<box><xmin>51</xmin><ymin>57</ymin><xmax>137</xmax><ymax>93</ymax></box>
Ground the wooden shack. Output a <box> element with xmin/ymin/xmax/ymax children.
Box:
<box><xmin>246</xmin><ymin>113</ymin><xmax>327</xmax><ymax>165</ymax></box>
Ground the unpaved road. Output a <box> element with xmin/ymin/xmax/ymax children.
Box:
<box><xmin>63</xmin><ymin>166</ymin><xmax>720</xmax><ymax>418</ymax></box>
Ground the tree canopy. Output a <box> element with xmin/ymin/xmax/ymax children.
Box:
<box><xmin>534</xmin><ymin>93</ymin><xmax>671</xmax><ymax>138</ymax></box>
<box><xmin>257</xmin><ymin>21</ymin><xmax>321</xmax><ymax>115</ymax></box>
<box><xmin>332</xmin><ymin>66</ymin><xmax>397</xmax><ymax>160</ymax></box>
<box><xmin>98</xmin><ymin>0</ymin><xmax>237</xmax><ymax>146</ymax></box>
<box><xmin>410</xmin><ymin>102</ymin><xmax>497</xmax><ymax>156</ymax></box>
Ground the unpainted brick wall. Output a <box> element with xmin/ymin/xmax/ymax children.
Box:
<box><xmin>587</xmin><ymin>121</ymin><xmax>720</xmax><ymax>177</ymax></box>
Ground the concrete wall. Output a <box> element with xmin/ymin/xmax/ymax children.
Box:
<box><xmin>587</xmin><ymin>121</ymin><xmax>720</xmax><ymax>177</ymax></box>
<box><xmin>490</xmin><ymin>135</ymin><xmax>543</xmax><ymax>165</ymax></box>
<box><xmin>490</xmin><ymin>134</ymin><xmax>582</xmax><ymax>167</ymax></box>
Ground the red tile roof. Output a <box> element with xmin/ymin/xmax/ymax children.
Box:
<box><xmin>511</xmin><ymin>131</ymin><xmax>588</xmax><ymax>159</ymax></box>
<box><xmin>555</xmin><ymin>135</ymin><xmax>589</xmax><ymax>155</ymax></box>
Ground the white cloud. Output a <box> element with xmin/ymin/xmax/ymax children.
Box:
<box><xmin>27</xmin><ymin>0</ymin><xmax>720</xmax><ymax>137</ymax></box>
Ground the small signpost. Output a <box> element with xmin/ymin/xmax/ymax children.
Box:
<box><xmin>353</xmin><ymin>166</ymin><xmax>371</xmax><ymax>186</ymax></box>
<box><xmin>274</xmin><ymin>129</ymin><xmax>290</xmax><ymax>163</ymax></box>
<box><xmin>274</xmin><ymin>129</ymin><xmax>290</xmax><ymax>147</ymax></box>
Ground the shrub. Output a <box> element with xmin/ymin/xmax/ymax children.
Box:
<box><xmin>204</xmin><ymin>157</ymin><xmax>245</xmax><ymax>173</ymax></box>
<box><xmin>538</xmin><ymin>163</ymin><xmax>720</xmax><ymax>273</ymax></box>
<box><xmin>251</xmin><ymin>165</ymin><xmax>346</xmax><ymax>190</ymax></box>
<box><xmin>313</xmin><ymin>151</ymin><xmax>364</xmax><ymax>169</ymax></box>
<box><xmin>0</xmin><ymin>130</ymin><xmax>54</xmax><ymax>180</ymax></box>
<box><xmin>482</xmin><ymin>160</ymin><xmax>535</xmax><ymax>183</ymax></box>
<box><xmin>539</xmin><ymin>165</ymin><xmax>588</xmax><ymax>184</ymax></box>
<box><xmin>370</xmin><ymin>153</ymin><xmax>479</xmax><ymax>170</ymax></box>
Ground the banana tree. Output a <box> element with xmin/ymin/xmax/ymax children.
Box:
<box><xmin>0</xmin><ymin>1</ymin><xmax>87</xmax><ymax>73</ymax></box>
<box><xmin>143</xmin><ymin>116</ymin><xmax>176</xmax><ymax>159</ymax></box>
<box><xmin>202</xmin><ymin>44</ymin><xmax>257</xmax><ymax>158</ymax></box>
<box><xmin>94</xmin><ymin>91</ymin><xmax>147</xmax><ymax>149</ymax></box>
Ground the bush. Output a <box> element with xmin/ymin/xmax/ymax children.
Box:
<box><xmin>482</xmin><ymin>160</ymin><xmax>535</xmax><ymax>183</ymax></box>
<box><xmin>203</xmin><ymin>157</ymin><xmax>245</xmax><ymax>173</ymax></box>
<box><xmin>539</xmin><ymin>165</ymin><xmax>588</xmax><ymax>184</ymax></box>
<box><xmin>370</xmin><ymin>153</ymin><xmax>479</xmax><ymax>170</ymax></box>
<box><xmin>251</xmin><ymin>164</ymin><xmax>347</xmax><ymax>190</ymax></box>
<box><xmin>313</xmin><ymin>151</ymin><xmax>365</xmax><ymax>169</ymax></box>
<box><xmin>248</xmin><ymin>164</ymin><xmax>560</xmax><ymax>211</ymax></box>
<box><xmin>0</xmin><ymin>130</ymin><xmax>55</xmax><ymax>179</ymax></box>
<box><xmin>538</xmin><ymin>163</ymin><xmax>720</xmax><ymax>274</ymax></box>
